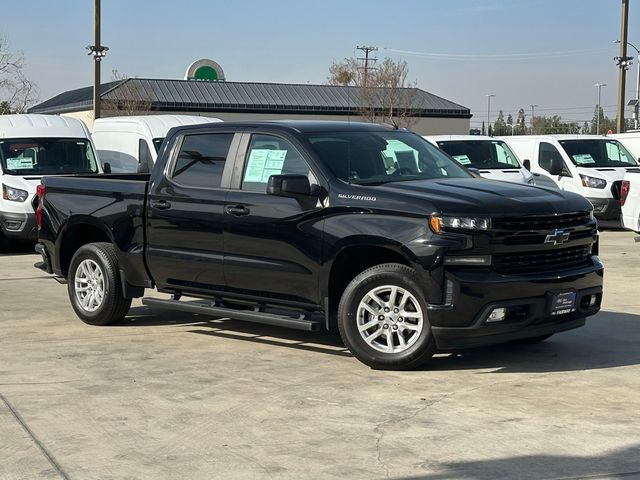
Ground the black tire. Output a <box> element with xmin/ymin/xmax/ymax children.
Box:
<box><xmin>67</xmin><ymin>242</ymin><xmax>132</xmax><ymax>326</ymax></box>
<box><xmin>337</xmin><ymin>263</ymin><xmax>436</xmax><ymax>370</ymax></box>
<box><xmin>511</xmin><ymin>334</ymin><xmax>553</xmax><ymax>344</ymax></box>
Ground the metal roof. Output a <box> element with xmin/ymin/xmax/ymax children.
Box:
<box><xmin>29</xmin><ymin>79</ymin><xmax>471</xmax><ymax>118</ymax></box>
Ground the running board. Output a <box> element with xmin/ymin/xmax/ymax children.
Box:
<box><xmin>141</xmin><ymin>297</ymin><xmax>321</xmax><ymax>331</ymax></box>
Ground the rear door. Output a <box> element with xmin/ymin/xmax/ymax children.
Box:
<box><xmin>146</xmin><ymin>129</ymin><xmax>240</xmax><ymax>292</ymax></box>
<box><xmin>222</xmin><ymin>132</ymin><xmax>326</xmax><ymax>306</ymax></box>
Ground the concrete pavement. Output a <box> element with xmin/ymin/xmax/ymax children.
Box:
<box><xmin>0</xmin><ymin>231</ymin><xmax>639</xmax><ymax>480</ymax></box>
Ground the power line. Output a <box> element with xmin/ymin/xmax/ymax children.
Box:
<box><xmin>382</xmin><ymin>47</ymin><xmax>610</xmax><ymax>61</ymax></box>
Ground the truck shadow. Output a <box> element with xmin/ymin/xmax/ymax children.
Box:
<box><xmin>121</xmin><ymin>307</ymin><xmax>640</xmax><ymax>371</ymax></box>
<box><xmin>393</xmin><ymin>443</ymin><xmax>640</xmax><ymax>480</ymax></box>
<box><xmin>0</xmin><ymin>241</ymin><xmax>36</xmax><ymax>256</ymax></box>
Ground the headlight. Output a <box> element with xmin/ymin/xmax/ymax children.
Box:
<box><xmin>2</xmin><ymin>184</ymin><xmax>28</xmax><ymax>202</ymax></box>
<box><xmin>580</xmin><ymin>174</ymin><xmax>606</xmax><ymax>189</ymax></box>
<box><xmin>429</xmin><ymin>215</ymin><xmax>491</xmax><ymax>233</ymax></box>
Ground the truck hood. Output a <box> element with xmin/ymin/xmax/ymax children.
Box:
<box><xmin>577</xmin><ymin>166</ymin><xmax>640</xmax><ymax>182</ymax></box>
<box><xmin>346</xmin><ymin>178</ymin><xmax>591</xmax><ymax>217</ymax></box>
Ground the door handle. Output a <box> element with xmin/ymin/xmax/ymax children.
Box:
<box><xmin>226</xmin><ymin>205</ymin><xmax>250</xmax><ymax>216</ymax></box>
<box><xmin>150</xmin><ymin>200</ymin><xmax>172</xmax><ymax>210</ymax></box>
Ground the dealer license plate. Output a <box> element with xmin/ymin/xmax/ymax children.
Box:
<box><xmin>550</xmin><ymin>291</ymin><xmax>577</xmax><ymax>316</ymax></box>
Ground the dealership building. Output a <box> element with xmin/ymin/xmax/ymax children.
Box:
<box><xmin>29</xmin><ymin>60</ymin><xmax>471</xmax><ymax>135</ymax></box>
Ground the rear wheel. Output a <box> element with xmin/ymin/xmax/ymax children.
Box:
<box><xmin>67</xmin><ymin>243</ymin><xmax>131</xmax><ymax>326</ymax></box>
<box><xmin>338</xmin><ymin>263</ymin><xmax>436</xmax><ymax>370</ymax></box>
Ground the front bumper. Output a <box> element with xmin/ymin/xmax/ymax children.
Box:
<box><xmin>0</xmin><ymin>211</ymin><xmax>37</xmax><ymax>240</ymax></box>
<box><xmin>588</xmin><ymin>197</ymin><xmax>621</xmax><ymax>224</ymax></box>
<box><xmin>428</xmin><ymin>257</ymin><xmax>604</xmax><ymax>350</ymax></box>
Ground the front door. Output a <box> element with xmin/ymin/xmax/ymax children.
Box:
<box><xmin>146</xmin><ymin>131</ymin><xmax>238</xmax><ymax>293</ymax></box>
<box><xmin>223</xmin><ymin>132</ymin><xmax>325</xmax><ymax>306</ymax></box>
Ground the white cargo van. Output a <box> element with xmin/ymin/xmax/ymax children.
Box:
<box><xmin>0</xmin><ymin>114</ymin><xmax>100</xmax><ymax>248</ymax></box>
<box><xmin>502</xmin><ymin>135</ymin><xmax>640</xmax><ymax>225</ymax></box>
<box><xmin>609</xmin><ymin>131</ymin><xmax>640</xmax><ymax>160</ymax></box>
<box><xmin>621</xmin><ymin>172</ymin><xmax>640</xmax><ymax>233</ymax></box>
<box><xmin>424</xmin><ymin>135</ymin><xmax>536</xmax><ymax>185</ymax></box>
<box><xmin>92</xmin><ymin>115</ymin><xmax>222</xmax><ymax>173</ymax></box>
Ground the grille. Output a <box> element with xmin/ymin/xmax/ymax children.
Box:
<box><xmin>493</xmin><ymin>245</ymin><xmax>591</xmax><ymax>274</ymax></box>
<box><xmin>611</xmin><ymin>180</ymin><xmax>622</xmax><ymax>200</ymax></box>
<box><xmin>493</xmin><ymin>212</ymin><xmax>592</xmax><ymax>231</ymax></box>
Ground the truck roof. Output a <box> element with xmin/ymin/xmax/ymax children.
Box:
<box><xmin>171</xmin><ymin>120</ymin><xmax>399</xmax><ymax>135</ymax></box>
<box><xmin>0</xmin><ymin>114</ymin><xmax>90</xmax><ymax>139</ymax></box>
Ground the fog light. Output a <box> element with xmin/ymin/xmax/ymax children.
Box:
<box><xmin>487</xmin><ymin>307</ymin><xmax>507</xmax><ymax>323</ymax></box>
<box><xmin>589</xmin><ymin>295</ymin><xmax>597</xmax><ymax>307</ymax></box>
<box><xmin>5</xmin><ymin>220</ymin><xmax>22</xmax><ymax>231</ymax></box>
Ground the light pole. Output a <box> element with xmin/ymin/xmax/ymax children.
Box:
<box><xmin>615</xmin><ymin>39</ymin><xmax>640</xmax><ymax>129</ymax></box>
<box><xmin>486</xmin><ymin>94</ymin><xmax>495</xmax><ymax>136</ymax></box>
<box><xmin>529</xmin><ymin>104</ymin><xmax>538</xmax><ymax>134</ymax></box>
<box><xmin>595</xmin><ymin>83</ymin><xmax>607</xmax><ymax>135</ymax></box>
<box><xmin>86</xmin><ymin>0</ymin><xmax>108</xmax><ymax>120</ymax></box>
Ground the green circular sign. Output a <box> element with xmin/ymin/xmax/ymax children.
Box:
<box><xmin>194</xmin><ymin>66</ymin><xmax>218</xmax><ymax>81</ymax></box>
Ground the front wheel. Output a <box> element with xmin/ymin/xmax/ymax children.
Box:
<box><xmin>67</xmin><ymin>243</ymin><xmax>132</xmax><ymax>326</ymax></box>
<box><xmin>338</xmin><ymin>263</ymin><xmax>436</xmax><ymax>370</ymax></box>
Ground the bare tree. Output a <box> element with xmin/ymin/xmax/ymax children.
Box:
<box><xmin>101</xmin><ymin>69</ymin><xmax>153</xmax><ymax>117</ymax></box>
<box><xmin>327</xmin><ymin>57</ymin><xmax>417</xmax><ymax>128</ymax></box>
<box><xmin>0</xmin><ymin>36</ymin><xmax>38</xmax><ymax>113</ymax></box>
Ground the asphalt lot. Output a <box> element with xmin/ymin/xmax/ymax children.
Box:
<box><xmin>1</xmin><ymin>231</ymin><xmax>639</xmax><ymax>480</ymax></box>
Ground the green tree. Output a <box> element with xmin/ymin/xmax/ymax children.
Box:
<box><xmin>493</xmin><ymin>109</ymin><xmax>506</xmax><ymax>136</ymax></box>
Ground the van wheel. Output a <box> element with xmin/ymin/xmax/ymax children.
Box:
<box><xmin>338</xmin><ymin>263</ymin><xmax>436</xmax><ymax>370</ymax></box>
<box><xmin>68</xmin><ymin>243</ymin><xmax>131</xmax><ymax>326</ymax></box>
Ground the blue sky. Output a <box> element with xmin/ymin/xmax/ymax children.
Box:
<box><xmin>3</xmin><ymin>0</ymin><xmax>637</xmax><ymax>126</ymax></box>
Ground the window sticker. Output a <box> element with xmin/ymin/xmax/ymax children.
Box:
<box><xmin>572</xmin><ymin>154</ymin><xmax>595</xmax><ymax>165</ymax></box>
<box><xmin>244</xmin><ymin>149</ymin><xmax>287</xmax><ymax>182</ymax></box>
<box><xmin>452</xmin><ymin>154</ymin><xmax>471</xmax><ymax>165</ymax></box>
<box><xmin>6</xmin><ymin>157</ymin><xmax>34</xmax><ymax>169</ymax></box>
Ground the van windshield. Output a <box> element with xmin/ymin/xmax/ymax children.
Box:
<box><xmin>559</xmin><ymin>139</ymin><xmax>638</xmax><ymax>168</ymax></box>
<box><xmin>305</xmin><ymin>131</ymin><xmax>471</xmax><ymax>185</ymax></box>
<box><xmin>0</xmin><ymin>138</ymin><xmax>99</xmax><ymax>175</ymax></box>
<box><xmin>436</xmin><ymin>140</ymin><xmax>521</xmax><ymax>169</ymax></box>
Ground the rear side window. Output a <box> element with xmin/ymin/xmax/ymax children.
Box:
<box><xmin>538</xmin><ymin>142</ymin><xmax>563</xmax><ymax>173</ymax></box>
<box><xmin>171</xmin><ymin>133</ymin><xmax>234</xmax><ymax>188</ymax></box>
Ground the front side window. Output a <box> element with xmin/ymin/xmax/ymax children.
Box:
<box><xmin>171</xmin><ymin>133</ymin><xmax>234</xmax><ymax>188</ymax></box>
<box><xmin>0</xmin><ymin>138</ymin><xmax>98</xmax><ymax>175</ymax></box>
<box><xmin>306</xmin><ymin>131</ymin><xmax>471</xmax><ymax>185</ymax></box>
<box><xmin>138</xmin><ymin>139</ymin><xmax>154</xmax><ymax>173</ymax></box>
<box><xmin>437</xmin><ymin>140</ymin><xmax>520</xmax><ymax>169</ymax></box>
<box><xmin>538</xmin><ymin>142</ymin><xmax>564</xmax><ymax>173</ymax></box>
<box><xmin>241</xmin><ymin>134</ymin><xmax>315</xmax><ymax>193</ymax></box>
<box><xmin>559</xmin><ymin>139</ymin><xmax>638</xmax><ymax>168</ymax></box>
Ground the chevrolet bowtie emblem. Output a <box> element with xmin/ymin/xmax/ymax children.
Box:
<box><xmin>544</xmin><ymin>229</ymin><xmax>570</xmax><ymax>246</ymax></box>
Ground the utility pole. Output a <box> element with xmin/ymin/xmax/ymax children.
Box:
<box><xmin>529</xmin><ymin>104</ymin><xmax>538</xmax><ymax>134</ymax></box>
<box><xmin>86</xmin><ymin>0</ymin><xmax>108</xmax><ymax>120</ymax></box>
<box><xmin>485</xmin><ymin>94</ymin><xmax>495</xmax><ymax>136</ymax></box>
<box><xmin>595</xmin><ymin>83</ymin><xmax>607</xmax><ymax>135</ymax></box>
<box><xmin>615</xmin><ymin>0</ymin><xmax>630</xmax><ymax>133</ymax></box>
<box><xmin>356</xmin><ymin>45</ymin><xmax>378</xmax><ymax>86</ymax></box>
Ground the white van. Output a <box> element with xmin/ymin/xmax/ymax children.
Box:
<box><xmin>502</xmin><ymin>135</ymin><xmax>640</xmax><ymax>226</ymax></box>
<box><xmin>92</xmin><ymin>115</ymin><xmax>222</xmax><ymax>173</ymax></box>
<box><xmin>609</xmin><ymin>131</ymin><xmax>640</xmax><ymax>160</ymax></box>
<box><xmin>423</xmin><ymin>135</ymin><xmax>536</xmax><ymax>185</ymax></box>
<box><xmin>0</xmin><ymin>114</ymin><xmax>100</xmax><ymax>248</ymax></box>
<box><xmin>621</xmin><ymin>171</ymin><xmax>640</xmax><ymax>233</ymax></box>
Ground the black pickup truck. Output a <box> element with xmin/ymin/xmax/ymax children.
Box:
<box><xmin>35</xmin><ymin>121</ymin><xmax>603</xmax><ymax>370</ymax></box>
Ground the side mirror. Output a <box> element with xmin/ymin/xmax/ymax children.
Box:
<box><xmin>467</xmin><ymin>167</ymin><xmax>482</xmax><ymax>178</ymax></box>
<box><xmin>267</xmin><ymin>174</ymin><xmax>311</xmax><ymax>198</ymax></box>
<box><xmin>103</xmin><ymin>162</ymin><xmax>112</xmax><ymax>174</ymax></box>
<box><xmin>523</xmin><ymin>159</ymin><xmax>531</xmax><ymax>171</ymax></box>
<box><xmin>548</xmin><ymin>157</ymin><xmax>564</xmax><ymax>176</ymax></box>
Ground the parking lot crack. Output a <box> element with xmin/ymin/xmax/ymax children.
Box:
<box><xmin>0</xmin><ymin>392</ymin><xmax>71</xmax><ymax>480</ymax></box>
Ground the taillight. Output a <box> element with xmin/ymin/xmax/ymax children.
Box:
<box><xmin>620</xmin><ymin>180</ymin><xmax>630</xmax><ymax>206</ymax></box>
<box><xmin>36</xmin><ymin>184</ymin><xmax>45</xmax><ymax>230</ymax></box>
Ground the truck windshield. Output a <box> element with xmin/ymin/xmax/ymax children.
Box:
<box><xmin>437</xmin><ymin>140</ymin><xmax>521</xmax><ymax>169</ymax></box>
<box><xmin>306</xmin><ymin>131</ymin><xmax>471</xmax><ymax>184</ymax></box>
<box><xmin>559</xmin><ymin>139</ymin><xmax>638</xmax><ymax>168</ymax></box>
<box><xmin>0</xmin><ymin>138</ymin><xmax>98</xmax><ymax>175</ymax></box>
